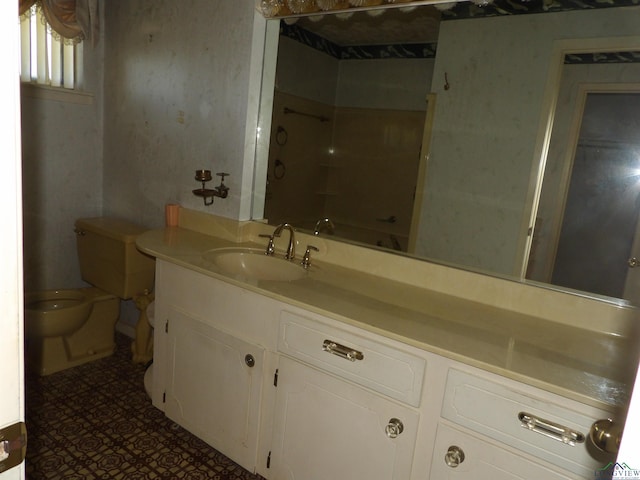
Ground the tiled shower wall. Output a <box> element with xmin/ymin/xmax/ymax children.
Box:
<box><xmin>266</xmin><ymin>36</ymin><xmax>434</xmax><ymax>249</ymax></box>
<box><xmin>267</xmin><ymin>92</ymin><xmax>425</xmax><ymax>250</ymax></box>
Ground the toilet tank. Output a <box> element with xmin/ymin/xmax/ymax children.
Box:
<box><xmin>75</xmin><ymin>217</ymin><xmax>155</xmax><ymax>299</ymax></box>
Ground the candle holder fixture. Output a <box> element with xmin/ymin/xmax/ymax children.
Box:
<box><xmin>193</xmin><ymin>170</ymin><xmax>229</xmax><ymax>206</ymax></box>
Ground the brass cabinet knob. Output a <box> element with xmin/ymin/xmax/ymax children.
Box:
<box><xmin>589</xmin><ymin>419</ymin><xmax>622</xmax><ymax>455</ymax></box>
<box><xmin>445</xmin><ymin>445</ymin><xmax>465</xmax><ymax>468</ymax></box>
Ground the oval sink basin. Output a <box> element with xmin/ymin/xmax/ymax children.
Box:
<box><xmin>203</xmin><ymin>248</ymin><xmax>307</xmax><ymax>281</ymax></box>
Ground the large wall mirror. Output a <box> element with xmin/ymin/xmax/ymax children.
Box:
<box><xmin>252</xmin><ymin>0</ymin><xmax>640</xmax><ymax>306</ymax></box>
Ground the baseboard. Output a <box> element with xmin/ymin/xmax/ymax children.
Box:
<box><xmin>115</xmin><ymin>322</ymin><xmax>136</xmax><ymax>339</ymax></box>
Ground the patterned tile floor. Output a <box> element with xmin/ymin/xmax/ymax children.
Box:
<box><xmin>25</xmin><ymin>333</ymin><xmax>264</xmax><ymax>480</ymax></box>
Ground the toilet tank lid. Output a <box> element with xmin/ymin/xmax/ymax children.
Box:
<box><xmin>75</xmin><ymin>217</ymin><xmax>149</xmax><ymax>243</ymax></box>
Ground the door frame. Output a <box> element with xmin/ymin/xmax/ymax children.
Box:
<box><xmin>408</xmin><ymin>93</ymin><xmax>437</xmax><ymax>254</ymax></box>
<box><xmin>0</xmin><ymin>0</ymin><xmax>25</xmax><ymax>478</ymax></box>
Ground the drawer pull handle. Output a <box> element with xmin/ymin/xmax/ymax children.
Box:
<box><xmin>518</xmin><ymin>412</ymin><xmax>585</xmax><ymax>446</ymax></box>
<box><xmin>322</xmin><ymin>339</ymin><xmax>364</xmax><ymax>362</ymax></box>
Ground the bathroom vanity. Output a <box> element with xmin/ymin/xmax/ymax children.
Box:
<box><xmin>138</xmin><ymin>213</ymin><xmax>638</xmax><ymax>480</ymax></box>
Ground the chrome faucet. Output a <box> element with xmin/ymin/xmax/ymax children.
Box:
<box><xmin>272</xmin><ymin>223</ymin><xmax>296</xmax><ymax>260</ymax></box>
<box><xmin>313</xmin><ymin>218</ymin><xmax>335</xmax><ymax>235</ymax></box>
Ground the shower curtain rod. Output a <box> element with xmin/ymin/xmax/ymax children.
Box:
<box><xmin>284</xmin><ymin>107</ymin><xmax>330</xmax><ymax>123</ymax></box>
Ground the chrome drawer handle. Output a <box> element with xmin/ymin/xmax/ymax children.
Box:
<box><xmin>322</xmin><ymin>339</ymin><xmax>364</xmax><ymax>362</ymax></box>
<box><xmin>518</xmin><ymin>412</ymin><xmax>585</xmax><ymax>446</ymax></box>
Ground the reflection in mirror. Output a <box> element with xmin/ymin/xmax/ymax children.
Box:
<box><xmin>254</xmin><ymin>2</ymin><xmax>640</xmax><ymax>304</ymax></box>
<box><xmin>528</xmin><ymin>88</ymin><xmax>640</xmax><ymax>305</ymax></box>
<box><xmin>264</xmin><ymin>8</ymin><xmax>440</xmax><ymax>251</ymax></box>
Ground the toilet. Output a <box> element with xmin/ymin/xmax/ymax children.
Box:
<box><xmin>25</xmin><ymin>217</ymin><xmax>156</xmax><ymax>375</ymax></box>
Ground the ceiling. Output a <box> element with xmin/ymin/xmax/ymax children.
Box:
<box><xmin>294</xmin><ymin>6</ymin><xmax>441</xmax><ymax>46</ymax></box>
<box><xmin>291</xmin><ymin>0</ymin><xmax>638</xmax><ymax>47</ymax></box>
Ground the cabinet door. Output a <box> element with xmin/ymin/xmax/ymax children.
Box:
<box><xmin>430</xmin><ymin>423</ymin><xmax>574</xmax><ymax>480</ymax></box>
<box><xmin>165</xmin><ymin>308</ymin><xmax>265</xmax><ymax>472</ymax></box>
<box><xmin>269</xmin><ymin>356</ymin><xmax>418</xmax><ymax>480</ymax></box>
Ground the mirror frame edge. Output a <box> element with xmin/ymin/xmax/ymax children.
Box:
<box><xmin>249</xmin><ymin>14</ymin><xmax>280</xmax><ymax>221</ymax></box>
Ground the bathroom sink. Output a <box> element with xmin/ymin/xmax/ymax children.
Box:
<box><xmin>202</xmin><ymin>247</ymin><xmax>308</xmax><ymax>281</ymax></box>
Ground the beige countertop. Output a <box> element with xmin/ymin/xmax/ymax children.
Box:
<box><xmin>137</xmin><ymin>225</ymin><xmax>639</xmax><ymax>412</ymax></box>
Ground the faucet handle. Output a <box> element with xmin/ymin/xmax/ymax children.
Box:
<box><xmin>301</xmin><ymin>245</ymin><xmax>319</xmax><ymax>269</ymax></box>
<box><xmin>314</xmin><ymin>217</ymin><xmax>335</xmax><ymax>235</ymax></box>
<box><xmin>259</xmin><ymin>233</ymin><xmax>275</xmax><ymax>256</ymax></box>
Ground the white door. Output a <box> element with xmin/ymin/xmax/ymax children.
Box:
<box><xmin>0</xmin><ymin>0</ymin><xmax>25</xmax><ymax>478</ymax></box>
<box><xmin>548</xmin><ymin>92</ymin><xmax>640</xmax><ymax>301</ymax></box>
<box><xmin>269</xmin><ymin>356</ymin><xmax>418</xmax><ymax>480</ymax></box>
<box><xmin>618</xmin><ymin>362</ymin><xmax>640</xmax><ymax>465</ymax></box>
<box><xmin>164</xmin><ymin>308</ymin><xmax>265</xmax><ymax>472</ymax></box>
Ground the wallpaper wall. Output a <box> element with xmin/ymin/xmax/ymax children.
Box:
<box><xmin>21</xmin><ymin>0</ymin><xmax>259</xmax><ymax>331</ymax></box>
<box><xmin>414</xmin><ymin>6</ymin><xmax>640</xmax><ymax>277</ymax></box>
<box><xmin>21</xmin><ymin>38</ymin><xmax>104</xmax><ymax>292</ymax></box>
<box><xmin>102</xmin><ymin>0</ymin><xmax>257</xmax><ymax>226</ymax></box>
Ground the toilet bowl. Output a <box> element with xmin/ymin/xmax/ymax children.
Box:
<box><xmin>25</xmin><ymin>289</ymin><xmax>93</xmax><ymax>338</ymax></box>
<box><xmin>25</xmin><ymin>287</ymin><xmax>120</xmax><ymax>375</ymax></box>
<box><xmin>24</xmin><ymin>217</ymin><xmax>155</xmax><ymax>376</ymax></box>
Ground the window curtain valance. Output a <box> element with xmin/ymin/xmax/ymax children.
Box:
<box><xmin>19</xmin><ymin>0</ymin><xmax>99</xmax><ymax>46</ymax></box>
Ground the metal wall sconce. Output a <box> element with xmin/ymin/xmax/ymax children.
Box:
<box><xmin>193</xmin><ymin>170</ymin><xmax>229</xmax><ymax>206</ymax></box>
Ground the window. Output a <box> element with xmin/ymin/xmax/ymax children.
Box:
<box><xmin>19</xmin><ymin>5</ymin><xmax>80</xmax><ymax>89</ymax></box>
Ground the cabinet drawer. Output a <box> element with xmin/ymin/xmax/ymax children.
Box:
<box><xmin>441</xmin><ymin>369</ymin><xmax>610</xmax><ymax>478</ymax></box>
<box><xmin>278</xmin><ymin>310</ymin><xmax>426</xmax><ymax>406</ymax></box>
<box><xmin>430</xmin><ymin>422</ymin><xmax>572</xmax><ymax>479</ymax></box>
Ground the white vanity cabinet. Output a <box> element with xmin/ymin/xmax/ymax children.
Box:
<box><xmin>152</xmin><ymin>260</ymin><xmax>281</xmax><ymax>473</ymax></box>
<box><xmin>150</xmin><ymin>258</ymin><xmax>617</xmax><ymax>480</ymax></box>
<box><xmin>267</xmin><ymin>310</ymin><xmax>426</xmax><ymax>480</ymax></box>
